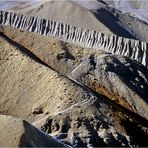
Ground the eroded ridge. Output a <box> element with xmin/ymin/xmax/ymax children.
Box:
<box><xmin>0</xmin><ymin>10</ymin><xmax>148</xmax><ymax>67</ymax></box>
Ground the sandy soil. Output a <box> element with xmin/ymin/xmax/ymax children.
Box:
<box><xmin>1</xmin><ymin>24</ymin><xmax>148</xmax><ymax>147</ymax></box>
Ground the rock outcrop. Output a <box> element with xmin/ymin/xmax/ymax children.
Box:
<box><xmin>41</xmin><ymin>93</ymin><xmax>148</xmax><ymax>147</ymax></box>
<box><xmin>69</xmin><ymin>54</ymin><xmax>148</xmax><ymax>120</ymax></box>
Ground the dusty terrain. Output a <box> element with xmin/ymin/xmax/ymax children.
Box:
<box><xmin>1</xmin><ymin>0</ymin><xmax>148</xmax><ymax>42</ymax></box>
<box><xmin>0</xmin><ymin>0</ymin><xmax>148</xmax><ymax>147</ymax></box>
<box><xmin>0</xmin><ymin>35</ymin><xmax>96</xmax><ymax>122</ymax></box>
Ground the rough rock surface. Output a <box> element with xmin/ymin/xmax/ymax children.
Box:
<box><xmin>69</xmin><ymin>54</ymin><xmax>148</xmax><ymax>120</ymax></box>
<box><xmin>0</xmin><ymin>115</ymin><xmax>65</xmax><ymax>147</ymax></box>
<box><xmin>41</xmin><ymin>95</ymin><xmax>148</xmax><ymax>147</ymax></box>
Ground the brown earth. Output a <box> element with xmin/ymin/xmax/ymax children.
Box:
<box><xmin>85</xmin><ymin>80</ymin><xmax>134</xmax><ymax>111</ymax></box>
<box><xmin>0</xmin><ymin>28</ymin><xmax>135</xmax><ymax>117</ymax></box>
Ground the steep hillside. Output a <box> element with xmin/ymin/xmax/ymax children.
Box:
<box><xmin>1</xmin><ymin>0</ymin><xmax>148</xmax><ymax>42</ymax></box>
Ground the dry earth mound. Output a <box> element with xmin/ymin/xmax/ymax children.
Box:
<box><xmin>0</xmin><ymin>35</ymin><xmax>97</xmax><ymax>122</ymax></box>
<box><xmin>0</xmin><ymin>26</ymin><xmax>103</xmax><ymax>76</ymax></box>
<box><xmin>1</xmin><ymin>27</ymin><xmax>148</xmax><ymax>121</ymax></box>
<box><xmin>2</xmin><ymin>0</ymin><xmax>148</xmax><ymax>42</ymax></box>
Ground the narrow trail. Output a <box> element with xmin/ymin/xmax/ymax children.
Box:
<box><xmin>33</xmin><ymin>96</ymin><xmax>96</xmax><ymax>126</ymax></box>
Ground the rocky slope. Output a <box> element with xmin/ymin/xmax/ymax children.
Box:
<box><xmin>41</xmin><ymin>99</ymin><xmax>148</xmax><ymax>147</ymax></box>
<box><xmin>1</xmin><ymin>27</ymin><xmax>148</xmax><ymax>121</ymax></box>
<box><xmin>106</xmin><ymin>0</ymin><xmax>148</xmax><ymax>24</ymax></box>
<box><xmin>69</xmin><ymin>53</ymin><xmax>148</xmax><ymax>120</ymax></box>
<box><xmin>1</xmin><ymin>0</ymin><xmax>148</xmax><ymax>42</ymax></box>
<box><xmin>1</xmin><ymin>23</ymin><xmax>148</xmax><ymax>117</ymax></box>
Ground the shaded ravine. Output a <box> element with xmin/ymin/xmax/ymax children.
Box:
<box><xmin>0</xmin><ymin>10</ymin><xmax>148</xmax><ymax>67</ymax></box>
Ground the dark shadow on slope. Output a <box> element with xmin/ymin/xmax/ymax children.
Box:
<box><xmin>57</xmin><ymin>41</ymin><xmax>75</xmax><ymax>61</ymax></box>
<box><xmin>96</xmin><ymin>0</ymin><xmax>108</xmax><ymax>5</ymax></box>
<box><xmin>121</xmin><ymin>118</ymin><xmax>148</xmax><ymax>147</ymax></box>
<box><xmin>93</xmin><ymin>8</ymin><xmax>137</xmax><ymax>39</ymax></box>
<box><xmin>19</xmin><ymin>120</ymin><xmax>65</xmax><ymax>147</ymax></box>
<box><xmin>41</xmin><ymin>94</ymin><xmax>148</xmax><ymax>147</ymax></box>
<box><xmin>93</xmin><ymin>91</ymin><xmax>148</xmax><ymax>128</ymax></box>
<box><xmin>0</xmin><ymin>31</ymin><xmax>75</xmax><ymax>80</ymax></box>
<box><xmin>105</xmin><ymin>56</ymin><xmax>148</xmax><ymax>104</ymax></box>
